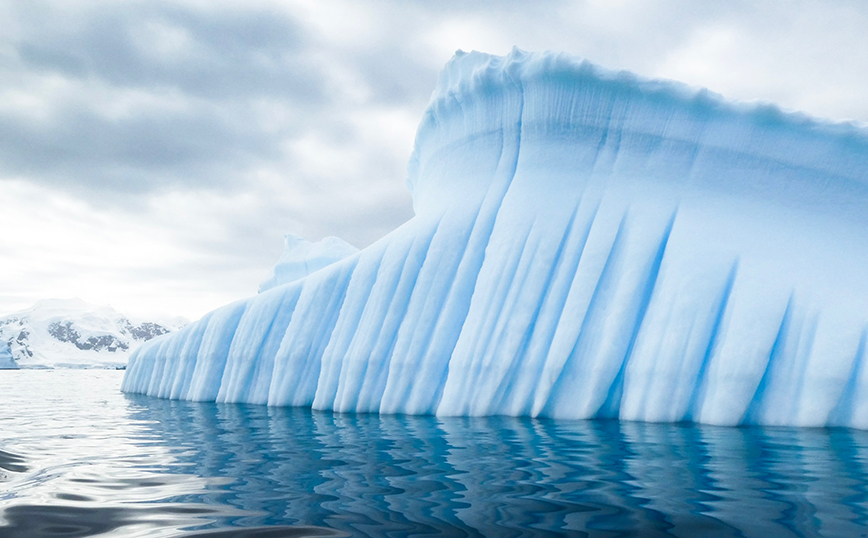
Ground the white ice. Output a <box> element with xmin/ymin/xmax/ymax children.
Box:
<box><xmin>123</xmin><ymin>49</ymin><xmax>868</xmax><ymax>428</ymax></box>
<box><xmin>258</xmin><ymin>235</ymin><xmax>359</xmax><ymax>293</ymax></box>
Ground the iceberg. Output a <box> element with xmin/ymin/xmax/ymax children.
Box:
<box><xmin>0</xmin><ymin>343</ymin><xmax>17</xmax><ymax>369</ymax></box>
<box><xmin>123</xmin><ymin>49</ymin><xmax>868</xmax><ymax>428</ymax></box>
<box><xmin>258</xmin><ymin>235</ymin><xmax>359</xmax><ymax>293</ymax></box>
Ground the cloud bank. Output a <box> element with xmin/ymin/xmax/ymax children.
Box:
<box><xmin>2</xmin><ymin>0</ymin><xmax>867</xmax><ymax>319</ymax></box>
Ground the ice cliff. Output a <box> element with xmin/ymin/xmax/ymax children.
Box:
<box><xmin>0</xmin><ymin>343</ymin><xmax>16</xmax><ymax>369</ymax></box>
<box><xmin>123</xmin><ymin>49</ymin><xmax>868</xmax><ymax>428</ymax></box>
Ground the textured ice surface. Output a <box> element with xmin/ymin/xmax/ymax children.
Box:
<box><xmin>258</xmin><ymin>235</ymin><xmax>358</xmax><ymax>293</ymax></box>
<box><xmin>0</xmin><ymin>342</ymin><xmax>16</xmax><ymax>369</ymax></box>
<box><xmin>124</xmin><ymin>49</ymin><xmax>868</xmax><ymax>428</ymax></box>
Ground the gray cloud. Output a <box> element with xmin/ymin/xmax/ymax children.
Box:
<box><xmin>13</xmin><ymin>2</ymin><xmax>322</xmax><ymax>100</ymax></box>
<box><xmin>0</xmin><ymin>1</ymin><xmax>405</xmax><ymax>201</ymax></box>
<box><xmin>2</xmin><ymin>0</ymin><xmax>868</xmax><ymax>319</ymax></box>
<box><xmin>0</xmin><ymin>96</ymin><xmax>277</xmax><ymax>193</ymax></box>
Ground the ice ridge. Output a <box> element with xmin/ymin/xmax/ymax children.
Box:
<box><xmin>123</xmin><ymin>49</ymin><xmax>868</xmax><ymax>428</ymax></box>
<box><xmin>258</xmin><ymin>235</ymin><xmax>359</xmax><ymax>293</ymax></box>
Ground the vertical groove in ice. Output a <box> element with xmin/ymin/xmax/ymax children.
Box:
<box><xmin>830</xmin><ymin>331</ymin><xmax>868</xmax><ymax>427</ymax></box>
<box><xmin>541</xmin><ymin>213</ymin><xmax>630</xmax><ymax>418</ymax></box>
<box><xmin>268</xmin><ymin>257</ymin><xmax>359</xmax><ymax>407</ymax></box>
<box><xmin>486</xmin><ymin>203</ymin><xmax>582</xmax><ymax>416</ymax></box>
<box><xmin>186</xmin><ymin>300</ymin><xmax>248</xmax><ymax>402</ymax></box>
<box><xmin>742</xmin><ymin>297</ymin><xmax>795</xmax><ymax>425</ymax></box>
<box><xmin>686</xmin><ymin>261</ymin><xmax>739</xmax><ymax>421</ymax></box>
<box><xmin>599</xmin><ymin>211</ymin><xmax>675</xmax><ymax>419</ymax></box>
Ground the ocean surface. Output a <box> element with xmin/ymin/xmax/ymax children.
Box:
<box><xmin>1</xmin><ymin>370</ymin><xmax>867</xmax><ymax>537</ymax></box>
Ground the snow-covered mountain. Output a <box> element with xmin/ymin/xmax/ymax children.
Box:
<box><xmin>0</xmin><ymin>299</ymin><xmax>185</xmax><ymax>369</ymax></box>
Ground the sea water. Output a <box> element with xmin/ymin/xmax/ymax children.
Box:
<box><xmin>2</xmin><ymin>370</ymin><xmax>868</xmax><ymax>537</ymax></box>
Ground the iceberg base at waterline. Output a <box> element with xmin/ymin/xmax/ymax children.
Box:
<box><xmin>0</xmin><ymin>343</ymin><xmax>17</xmax><ymax>369</ymax></box>
<box><xmin>123</xmin><ymin>49</ymin><xmax>868</xmax><ymax>429</ymax></box>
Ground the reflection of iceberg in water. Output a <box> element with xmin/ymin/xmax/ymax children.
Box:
<box><xmin>125</xmin><ymin>395</ymin><xmax>868</xmax><ymax>536</ymax></box>
<box><xmin>125</xmin><ymin>48</ymin><xmax>868</xmax><ymax>428</ymax></box>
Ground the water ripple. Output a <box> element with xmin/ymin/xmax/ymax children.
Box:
<box><xmin>2</xmin><ymin>371</ymin><xmax>868</xmax><ymax>536</ymax></box>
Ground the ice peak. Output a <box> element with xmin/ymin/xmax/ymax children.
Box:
<box><xmin>409</xmin><ymin>50</ymin><xmax>868</xmax><ymax>209</ymax></box>
<box><xmin>258</xmin><ymin>235</ymin><xmax>359</xmax><ymax>293</ymax></box>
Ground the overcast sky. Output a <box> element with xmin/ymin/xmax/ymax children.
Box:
<box><xmin>2</xmin><ymin>0</ymin><xmax>868</xmax><ymax>321</ymax></box>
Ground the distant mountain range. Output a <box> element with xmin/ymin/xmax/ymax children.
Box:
<box><xmin>0</xmin><ymin>299</ymin><xmax>185</xmax><ymax>369</ymax></box>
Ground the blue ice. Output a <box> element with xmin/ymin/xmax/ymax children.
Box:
<box><xmin>123</xmin><ymin>49</ymin><xmax>868</xmax><ymax>428</ymax></box>
<box><xmin>0</xmin><ymin>343</ymin><xmax>16</xmax><ymax>369</ymax></box>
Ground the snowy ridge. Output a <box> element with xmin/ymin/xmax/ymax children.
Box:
<box><xmin>124</xmin><ymin>49</ymin><xmax>868</xmax><ymax>428</ymax></box>
<box><xmin>1</xmin><ymin>298</ymin><xmax>184</xmax><ymax>368</ymax></box>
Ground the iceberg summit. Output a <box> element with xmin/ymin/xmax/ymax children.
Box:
<box><xmin>123</xmin><ymin>49</ymin><xmax>868</xmax><ymax>428</ymax></box>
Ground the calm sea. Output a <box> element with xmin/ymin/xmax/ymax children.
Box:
<box><xmin>0</xmin><ymin>370</ymin><xmax>867</xmax><ymax>537</ymax></box>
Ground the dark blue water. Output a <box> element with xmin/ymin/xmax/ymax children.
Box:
<box><xmin>1</xmin><ymin>371</ymin><xmax>868</xmax><ymax>537</ymax></box>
